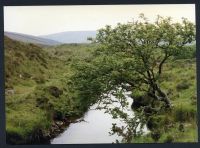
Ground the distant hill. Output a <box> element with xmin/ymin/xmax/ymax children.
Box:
<box><xmin>39</xmin><ymin>31</ymin><xmax>97</xmax><ymax>43</ymax></box>
<box><xmin>4</xmin><ymin>31</ymin><xmax>61</xmax><ymax>46</ymax></box>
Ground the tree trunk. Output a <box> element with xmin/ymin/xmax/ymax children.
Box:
<box><xmin>155</xmin><ymin>84</ymin><xmax>171</xmax><ymax>108</ymax></box>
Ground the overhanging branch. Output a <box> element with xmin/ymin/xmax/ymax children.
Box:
<box><xmin>158</xmin><ymin>53</ymin><xmax>170</xmax><ymax>75</ymax></box>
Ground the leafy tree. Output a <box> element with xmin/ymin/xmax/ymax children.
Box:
<box><xmin>88</xmin><ymin>14</ymin><xmax>195</xmax><ymax>108</ymax></box>
<box><xmin>71</xmin><ymin>14</ymin><xmax>195</xmax><ymax>142</ymax></box>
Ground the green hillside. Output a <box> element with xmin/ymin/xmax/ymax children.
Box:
<box><xmin>5</xmin><ymin>37</ymin><xmax>94</xmax><ymax>144</ymax></box>
<box><xmin>5</xmin><ymin>34</ymin><xmax>197</xmax><ymax>144</ymax></box>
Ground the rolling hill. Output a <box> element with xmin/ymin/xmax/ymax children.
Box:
<box><xmin>5</xmin><ymin>36</ymin><xmax>96</xmax><ymax>144</ymax></box>
<box><xmin>39</xmin><ymin>31</ymin><xmax>97</xmax><ymax>43</ymax></box>
<box><xmin>4</xmin><ymin>31</ymin><xmax>61</xmax><ymax>46</ymax></box>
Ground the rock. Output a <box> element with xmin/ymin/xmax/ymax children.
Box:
<box><xmin>19</xmin><ymin>74</ymin><xmax>22</xmax><ymax>78</ymax></box>
<box><xmin>54</xmin><ymin>129</ymin><xmax>61</xmax><ymax>133</ymax></box>
<box><xmin>55</xmin><ymin>121</ymin><xmax>64</xmax><ymax>127</ymax></box>
<box><xmin>5</xmin><ymin>89</ymin><xmax>15</xmax><ymax>95</ymax></box>
<box><xmin>43</xmin><ymin>132</ymin><xmax>51</xmax><ymax>139</ymax></box>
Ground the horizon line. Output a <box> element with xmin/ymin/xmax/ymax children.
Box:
<box><xmin>4</xmin><ymin>30</ymin><xmax>98</xmax><ymax>37</ymax></box>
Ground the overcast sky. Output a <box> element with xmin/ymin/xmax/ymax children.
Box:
<box><xmin>4</xmin><ymin>4</ymin><xmax>195</xmax><ymax>36</ymax></box>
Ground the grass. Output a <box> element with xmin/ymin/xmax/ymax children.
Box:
<box><xmin>5</xmin><ymin>37</ymin><xmax>94</xmax><ymax>144</ymax></box>
<box><xmin>5</xmin><ymin>36</ymin><xmax>197</xmax><ymax>144</ymax></box>
<box><xmin>131</xmin><ymin>58</ymin><xmax>197</xmax><ymax>143</ymax></box>
<box><xmin>133</xmin><ymin>123</ymin><xmax>197</xmax><ymax>143</ymax></box>
<box><xmin>43</xmin><ymin>43</ymin><xmax>96</xmax><ymax>62</ymax></box>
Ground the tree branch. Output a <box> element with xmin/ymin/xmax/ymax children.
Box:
<box><xmin>158</xmin><ymin>53</ymin><xmax>170</xmax><ymax>75</ymax></box>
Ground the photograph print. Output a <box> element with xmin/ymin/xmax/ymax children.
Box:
<box><xmin>4</xmin><ymin>4</ymin><xmax>197</xmax><ymax>144</ymax></box>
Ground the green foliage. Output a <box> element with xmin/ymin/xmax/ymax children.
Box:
<box><xmin>146</xmin><ymin>113</ymin><xmax>174</xmax><ymax>131</ymax></box>
<box><xmin>5</xmin><ymin>37</ymin><xmax>94</xmax><ymax>144</ymax></box>
<box><xmin>131</xmin><ymin>58</ymin><xmax>197</xmax><ymax>143</ymax></box>
<box><xmin>5</xmin><ymin>14</ymin><xmax>197</xmax><ymax>144</ymax></box>
<box><xmin>173</xmin><ymin>44</ymin><xmax>196</xmax><ymax>59</ymax></box>
<box><xmin>72</xmin><ymin>14</ymin><xmax>195</xmax><ymax>112</ymax></box>
<box><xmin>71</xmin><ymin>15</ymin><xmax>196</xmax><ymax>143</ymax></box>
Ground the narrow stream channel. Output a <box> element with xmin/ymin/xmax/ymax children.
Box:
<box><xmin>51</xmin><ymin>91</ymin><xmax>148</xmax><ymax>144</ymax></box>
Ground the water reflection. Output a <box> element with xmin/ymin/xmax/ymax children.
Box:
<box><xmin>51</xmin><ymin>91</ymin><xmax>148</xmax><ymax>144</ymax></box>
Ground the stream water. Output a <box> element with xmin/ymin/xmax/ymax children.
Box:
<box><xmin>51</xmin><ymin>91</ymin><xmax>148</xmax><ymax>144</ymax></box>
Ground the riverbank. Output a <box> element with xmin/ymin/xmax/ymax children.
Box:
<box><xmin>5</xmin><ymin>37</ymin><xmax>94</xmax><ymax>144</ymax></box>
<box><xmin>130</xmin><ymin>59</ymin><xmax>197</xmax><ymax>143</ymax></box>
<box><xmin>51</xmin><ymin>92</ymin><xmax>140</xmax><ymax>144</ymax></box>
<box><xmin>5</xmin><ymin>36</ymin><xmax>197</xmax><ymax>144</ymax></box>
